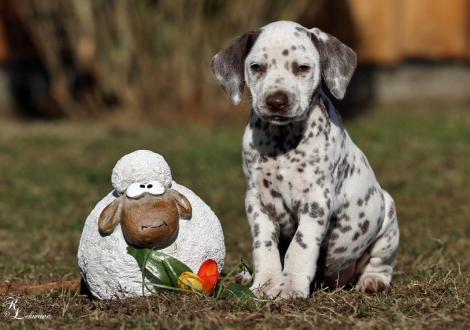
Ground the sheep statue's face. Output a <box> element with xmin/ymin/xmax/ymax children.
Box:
<box><xmin>98</xmin><ymin>181</ymin><xmax>192</xmax><ymax>249</ymax></box>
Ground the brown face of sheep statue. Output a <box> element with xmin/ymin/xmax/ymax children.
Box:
<box><xmin>98</xmin><ymin>180</ymin><xmax>192</xmax><ymax>249</ymax></box>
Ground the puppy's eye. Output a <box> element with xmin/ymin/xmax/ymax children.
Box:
<box><xmin>127</xmin><ymin>182</ymin><xmax>147</xmax><ymax>198</ymax></box>
<box><xmin>147</xmin><ymin>181</ymin><xmax>165</xmax><ymax>196</ymax></box>
<box><xmin>297</xmin><ymin>65</ymin><xmax>310</xmax><ymax>72</ymax></box>
<box><xmin>251</xmin><ymin>64</ymin><xmax>262</xmax><ymax>72</ymax></box>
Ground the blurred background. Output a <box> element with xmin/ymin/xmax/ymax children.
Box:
<box><xmin>1</xmin><ymin>0</ymin><xmax>469</xmax><ymax>123</ymax></box>
<box><xmin>0</xmin><ymin>1</ymin><xmax>469</xmax><ymax>303</ymax></box>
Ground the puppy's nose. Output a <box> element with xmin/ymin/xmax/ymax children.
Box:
<box><xmin>267</xmin><ymin>92</ymin><xmax>288</xmax><ymax>113</ymax></box>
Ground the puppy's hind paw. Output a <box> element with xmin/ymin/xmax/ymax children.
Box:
<box><xmin>235</xmin><ymin>269</ymin><xmax>253</xmax><ymax>285</ymax></box>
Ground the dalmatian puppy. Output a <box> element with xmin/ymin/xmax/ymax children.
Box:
<box><xmin>211</xmin><ymin>21</ymin><xmax>399</xmax><ymax>299</ymax></box>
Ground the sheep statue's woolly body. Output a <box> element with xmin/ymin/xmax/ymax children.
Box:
<box><xmin>77</xmin><ymin>150</ymin><xmax>225</xmax><ymax>300</ymax></box>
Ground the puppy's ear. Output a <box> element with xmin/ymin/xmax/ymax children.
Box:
<box><xmin>310</xmin><ymin>28</ymin><xmax>357</xmax><ymax>100</ymax></box>
<box><xmin>98</xmin><ymin>195</ymin><xmax>124</xmax><ymax>235</ymax></box>
<box><xmin>167</xmin><ymin>189</ymin><xmax>192</xmax><ymax>220</ymax></box>
<box><xmin>211</xmin><ymin>29</ymin><xmax>262</xmax><ymax>105</ymax></box>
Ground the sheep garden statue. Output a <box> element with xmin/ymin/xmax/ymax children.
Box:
<box><xmin>77</xmin><ymin>150</ymin><xmax>226</xmax><ymax>300</ymax></box>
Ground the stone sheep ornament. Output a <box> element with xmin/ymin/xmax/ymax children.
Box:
<box><xmin>78</xmin><ymin>150</ymin><xmax>225</xmax><ymax>300</ymax></box>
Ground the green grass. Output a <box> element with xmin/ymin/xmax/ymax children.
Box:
<box><xmin>0</xmin><ymin>103</ymin><xmax>469</xmax><ymax>329</ymax></box>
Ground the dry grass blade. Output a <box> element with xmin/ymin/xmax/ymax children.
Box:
<box><xmin>0</xmin><ymin>279</ymin><xmax>80</xmax><ymax>294</ymax></box>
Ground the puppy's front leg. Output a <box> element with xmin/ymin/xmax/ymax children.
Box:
<box><xmin>268</xmin><ymin>201</ymin><xmax>329</xmax><ymax>298</ymax></box>
<box><xmin>246</xmin><ymin>194</ymin><xmax>283</xmax><ymax>296</ymax></box>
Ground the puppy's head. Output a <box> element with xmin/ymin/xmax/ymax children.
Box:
<box><xmin>211</xmin><ymin>21</ymin><xmax>357</xmax><ymax>125</ymax></box>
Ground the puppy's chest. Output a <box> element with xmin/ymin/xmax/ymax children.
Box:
<box><xmin>242</xmin><ymin>118</ymin><xmax>339</xmax><ymax>207</ymax></box>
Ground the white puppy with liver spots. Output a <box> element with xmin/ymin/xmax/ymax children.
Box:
<box><xmin>211</xmin><ymin>21</ymin><xmax>399</xmax><ymax>299</ymax></box>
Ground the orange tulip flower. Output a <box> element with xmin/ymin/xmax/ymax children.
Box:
<box><xmin>197</xmin><ymin>259</ymin><xmax>219</xmax><ymax>294</ymax></box>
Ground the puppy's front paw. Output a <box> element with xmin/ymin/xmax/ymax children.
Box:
<box><xmin>266</xmin><ymin>273</ymin><xmax>311</xmax><ymax>299</ymax></box>
<box><xmin>357</xmin><ymin>274</ymin><xmax>391</xmax><ymax>294</ymax></box>
<box><xmin>267</xmin><ymin>283</ymin><xmax>309</xmax><ymax>299</ymax></box>
<box><xmin>250</xmin><ymin>279</ymin><xmax>275</xmax><ymax>298</ymax></box>
<box><xmin>250</xmin><ymin>271</ymin><xmax>284</xmax><ymax>297</ymax></box>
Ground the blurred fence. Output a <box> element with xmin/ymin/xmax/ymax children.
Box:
<box><xmin>1</xmin><ymin>0</ymin><xmax>469</xmax><ymax>121</ymax></box>
<box><xmin>0</xmin><ymin>0</ymin><xmax>319</xmax><ymax>120</ymax></box>
<box><xmin>346</xmin><ymin>0</ymin><xmax>470</xmax><ymax>65</ymax></box>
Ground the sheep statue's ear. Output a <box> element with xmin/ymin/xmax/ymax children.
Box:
<box><xmin>167</xmin><ymin>189</ymin><xmax>192</xmax><ymax>220</ymax></box>
<box><xmin>98</xmin><ymin>195</ymin><xmax>125</xmax><ymax>234</ymax></box>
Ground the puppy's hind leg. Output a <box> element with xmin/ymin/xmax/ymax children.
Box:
<box><xmin>235</xmin><ymin>268</ymin><xmax>253</xmax><ymax>285</ymax></box>
<box><xmin>356</xmin><ymin>190</ymin><xmax>399</xmax><ymax>294</ymax></box>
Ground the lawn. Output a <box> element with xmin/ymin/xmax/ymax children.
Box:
<box><xmin>0</xmin><ymin>103</ymin><xmax>469</xmax><ymax>329</ymax></box>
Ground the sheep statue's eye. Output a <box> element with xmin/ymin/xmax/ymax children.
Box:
<box><xmin>127</xmin><ymin>182</ymin><xmax>147</xmax><ymax>198</ymax></box>
<box><xmin>147</xmin><ymin>181</ymin><xmax>165</xmax><ymax>196</ymax></box>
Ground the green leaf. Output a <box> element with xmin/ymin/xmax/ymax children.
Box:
<box><xmin>127</xmin><ymin>245</ymin><xmax>149</xmax><ymax>263</ymax></box>
<box><xmin>240</xmin><ymin>257</ymin><xmax>254</xmax><ymax>275</ymax></box>
<box><xmin>214</xmin><ymin>257</ymin><xmax>256</xmax><ymax>299</ymax></box>
<box><xmin>127</xmin><ymin>247</ymin><xmax>192</xmax><ymax>287</ymax></box>
<box><xmin>220</xmin><ymin>283</ymin><xmax>256</xmax><ymax>299</ymax></box>
<box><xmin>134</xmin><ymin>281</ymin><xmax>197</xmax><ymax>294</ymax></box>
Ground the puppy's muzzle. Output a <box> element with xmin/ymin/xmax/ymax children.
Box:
<box><xmin>265</xmin><ymin>91</ymin><xmax>294</xmax><ymax>124</ymax></box>
<box><xmin>266</xmin><ymin>91</ymin><xmax>289</xmax><ymax>115</ymax></box>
